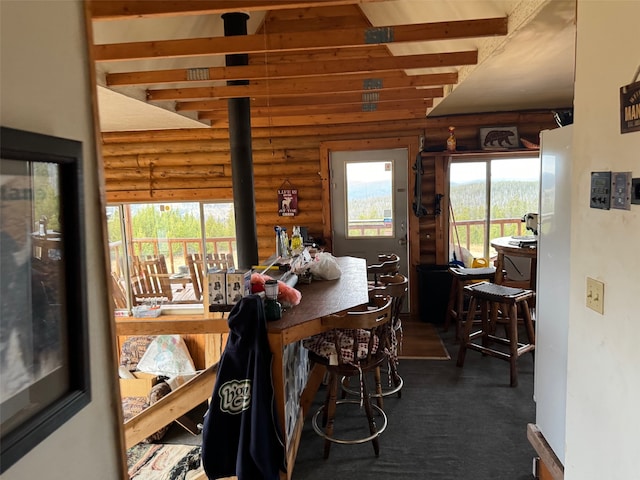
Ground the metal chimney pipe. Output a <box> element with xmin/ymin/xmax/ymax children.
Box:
<box><xmin>222</xmin><ymin>12</ymin><xmax>258</xmax><ymax>269</ymax></box>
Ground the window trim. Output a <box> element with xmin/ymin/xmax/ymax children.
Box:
<box><xmin>448</xmin><ymin>151</ymin><xmax>540</xmax><ymax>261</ymax></box>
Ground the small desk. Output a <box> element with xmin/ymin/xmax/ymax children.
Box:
<box><xmin>491</xmin><ymin>236</ymin><xmax>537</xmax><ymax>291</ymax></box>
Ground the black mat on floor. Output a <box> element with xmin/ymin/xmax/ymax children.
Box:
<box><xmin>292</xmin><ymin>328</ymin><xmax>536</xmax><ymax>480</ymax></box>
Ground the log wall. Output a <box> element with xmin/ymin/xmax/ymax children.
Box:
<box><xmin>101</xmin><ymin>111</ymin><xmax>556</xmax><ymax>270</ymax></box>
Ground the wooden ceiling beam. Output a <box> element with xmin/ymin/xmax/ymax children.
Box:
<box><xmin>176</xmin><ymin>87</ymin><xmax>443</xmax><ymax>111</ymax></box>
<box><xmin>93</xmin><ymin>17</ymin><xmax>507</xmax><ymax>61</ymax></box>
<box><xmin>209</xmin><ymin>109</ymin><xmax>427</xmax><ymax>128</ymax></box>
<box><xmin>198</xmin><ymin>99</ymin><xmax>433</xmax><ymax>119</ymax></box>
<box><xmin>147</xmin><ymin>72</ymin><xmax>456</xmax><ymax>100</ymax></box>
<box><xmin>106</xmin><ymin>51</ymin><xmax>477</xmax><ymax>86</ymax></box>
<box><xmin>90</xmin><ymin>1</ymin><xmax>387</xmax><ymax>20</ymax></box>
<box><xmin>250</xmin><ymin>45</ymin><xmax>390</xmax><ymax>64</ymax></box>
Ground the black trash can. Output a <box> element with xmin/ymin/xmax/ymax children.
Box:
<box><xmin>416</xmin><ymin>264</ymin><xmax>452</xmax><ymax>324</ymax></box>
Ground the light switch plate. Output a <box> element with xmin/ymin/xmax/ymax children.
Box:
<box><xmin>611</xmin><ymin>171</ymin><xmax>632</xmax><ymax>210</ymax></box>
<box><xmin>586</xmin><ymin>277</ymin><xmax>604</xmax><ymax>314</ymax></box>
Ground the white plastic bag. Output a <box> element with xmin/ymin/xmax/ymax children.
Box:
<box><xmin>136</xmin><ymin>335</ymin><xmax>196</xmax><ymax>376</ymax></box>
<box><xmin>308</xmin><ymin>252</ymin><xmax>342</xmax><ymax>280</ymax></box>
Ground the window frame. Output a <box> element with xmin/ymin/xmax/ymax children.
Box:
<box><xmin>106</xmin><ymin>200</ymin><xmax>236</xmax><ymax>313</ymax></box>
<box><xmin>448</xmin><ymin>151</ymin><xmax>540</xmax><ymax>261</ymax></box>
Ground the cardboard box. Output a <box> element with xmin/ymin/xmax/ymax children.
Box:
<box><xmin>208</xmin><ymin>271</ymin><xmax>227</xmax><ymax>305</ymax></box>
<box><xmin>226</xmin><ymin>270</ymin><xmax>251</xmax><ymax>305</ymax></box>
<box><xmin>119</xmin><ymin>371</ymin><xmax>159</xmax><ymax>398</ymax></box>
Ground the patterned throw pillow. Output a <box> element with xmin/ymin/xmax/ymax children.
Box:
<box><xmin>119</xmin><ymin>335</ymin><xmax>156</xmax><ymax>371</ymax></box>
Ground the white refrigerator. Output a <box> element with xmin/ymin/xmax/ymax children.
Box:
<box><xmin>534</xmin><ymin>124</ymin><xmax>573</xmax><ymax>464</ymax></box>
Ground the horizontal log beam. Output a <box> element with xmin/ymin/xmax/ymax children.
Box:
<box><xmin>90</xmin><ymin>0</ymin><xmax>386</xmax><ymax>20</ymax></box>
<box><xmin>106</xmin><ymin>51</ymin><xmax>477</xmax><ymax>86</ymax></box>
<box><xmin>107</xmin><ymin>188</ymin><xmax>234</xmax><ymax>202</ymax></box>
<box><xmin>102</xmin><ymin>149</ymin><xmax>318</xmax><ymax>168</ymax></box>
<box><xmin>93</xmin><ymin>18</ymin><xmax>507</xmax><ymax>61</ymax></box>
<box><xmin>147</xmin><ymin>73</ymin><xmax>455</xmax><ymax>101</ymax></box>
<box><xmin>99</xmin><ymin>111</ymin><xmax>555</xmax><ymax>144</ymax></box>
<box><xmin>212</xmin><ymin>109</ymin><xmax>427</xmax><ymax>128</ymax></box>
<box><xmin>176</xmin><ymin>87</ymin><xmax>443</xmax><ymax>111</ymax></box>
<box><xmin>199</xmin><ymin>99</ymin><xmax>432</xmax><ymax>120</ymax></box>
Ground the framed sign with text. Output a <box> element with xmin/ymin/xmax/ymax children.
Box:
<box><xmin>620</xmin><ymin>79</ymin><xmax>640</xmax><ymax>134</ymax></box>
<box><xmin>278</xmin><ymin>180</ymin><xmax>298</xmax><ymax>217</ymax></box>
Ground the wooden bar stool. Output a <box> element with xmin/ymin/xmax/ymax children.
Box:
<box><xmin>367</xmin><ymin>253</ymin><xmax>400</xmax><ymax>287</ymax></box>
<box><xmin>444</xmin><ymin>266</ymin><xmax>496</xmax><ymax>341</ymax></box>
<box><xmin>342</xmin><ymin>274</ymin><xmax>408</xmax><ymax>401</ymax></box>
<box><xmin>303</xmin><ymin>296</ymin><xmax>393</xmax><ymax>458</ymax></box>
<box><xmin>456</xmin><ymin>281</ymin><xmax>535</xmax><ymax>387</ymax></box>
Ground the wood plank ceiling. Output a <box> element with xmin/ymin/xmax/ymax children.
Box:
<box><xmin>89</xmin><ymin>0</ymin><xmax>514</xmax><ymax>131</ymax></box>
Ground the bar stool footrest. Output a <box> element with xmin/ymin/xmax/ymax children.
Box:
<box><xmin>311</xmin><ymin>399</ymin><xmax>388</xmax><ymax>445</ymax></box>
<box><xmin>466</xmin><ymin>341</ymin><xmax>535</xmax><ymax>361</ymax></box>
<box><xmin>341</xmin><ymin>374</ymin><xmax>403</xmax><ymax>398</ymax></box>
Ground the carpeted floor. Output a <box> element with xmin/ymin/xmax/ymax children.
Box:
<box><xmin>292</xmin><ymin>324</ymin><xmax>536</xmax><ymax>480</ymax></box>
<box><xmin>162</xmin><ymin>323</ymin><xmax>536</xmax><ymax>480</ymax></box>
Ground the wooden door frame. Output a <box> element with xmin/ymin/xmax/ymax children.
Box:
<box><xmin>319</xmin><ymin>137</ymin><xmax>420</xmax><ymax>316</ymax></box>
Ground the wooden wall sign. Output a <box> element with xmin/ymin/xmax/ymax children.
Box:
<box><xmin>620</xmin><ymin>78</ymin><xmax>640</xmax><ymax>134</ymax></box>
<box><xmin>278</xmin><ymin>180</ymin><xmax>298</xmax><ymax>217</ymax></box>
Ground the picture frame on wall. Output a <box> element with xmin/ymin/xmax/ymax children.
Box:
<box><xmin>0</xmin><ymin>126</ymin><xmax>90</xmax><ymax>473</ymax></box>
<box><xmin>479</xmin><ymin>125</ymin><xmax>520</xmax><ymax>150</ymax></box>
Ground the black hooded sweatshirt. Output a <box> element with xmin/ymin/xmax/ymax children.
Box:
<box><xmin>201</xmin><ymin>295</ymin><xmax>286</xmax><ymax>480</ymax></box>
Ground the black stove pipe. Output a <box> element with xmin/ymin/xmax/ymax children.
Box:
<box><xmin>222</xmin><ymin>12</ymin><xmax>258</xmax><ymax>269</ymax></box>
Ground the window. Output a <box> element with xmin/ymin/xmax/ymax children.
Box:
<box><xmin>107</xmin><ymin>201</ymin><xmax>236</xmax><ymax>311</ymax></box>
<box><xmin>345</xmin><ymin>161</ymin><xmax>394</xmax><ymax>238</ymax></box>
<box><xmin>449</xmin><ymin>154</ymin><xmax>540</xmax><ymax>264</ymax></box>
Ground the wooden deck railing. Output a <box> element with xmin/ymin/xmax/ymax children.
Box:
<box><xmin>450</xmin><ymin>217</ymin><xmax>526</xmax><ymax>253</ymax></box>
<box><xmin>109</xmin><ymin>237</ymin><xmax>236</xmax><ymax>278</ymax></box>
<box><xmin>347</xmin><ymin>220</ymin><xmax>392</xmax><ymax>237</ymax></box>
<box><xmin>345</xmin><ymin>217</ymin><xmax>526</xmax><ymax>249</ymax></box>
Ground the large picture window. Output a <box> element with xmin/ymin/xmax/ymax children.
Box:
<box><xmin>449</xmin><ymin>154</ymin><xmax>540</xmax><ymax>264</ymax></box>
<box><xmin>107</xmin><ymin>201</ymin><xmax>236</xmax><ymax>311</ymax></box>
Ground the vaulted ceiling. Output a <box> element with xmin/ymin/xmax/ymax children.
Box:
<box><xmin>89</xmin><ymin>0</ymin><xmax>576</xmax><ymax>132</ymax></box>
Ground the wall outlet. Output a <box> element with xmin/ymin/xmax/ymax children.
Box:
<box><xmin>586</xmin><ymin>277</ymin><xmax>604</xmax><ymax>314</ymax></box>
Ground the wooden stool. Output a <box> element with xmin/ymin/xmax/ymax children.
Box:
<box><xmin>456</xmin><ymin>282</ymin><xmax>535</xmax><ymax>387</ymax></box>
<box><xmin>342</xmin><ymin>274</ymin><xmax>408</xmax><ymax>401</ymax></box>
<box><xmin>367</xmin><ymin>253</ymin><xmax>400</xmax><ymax>287</ymax></box>
<box><xmin>444</xmin><ymin>266</ymin><xmax>496</xmax><ymax>341</ymax></box>
<box><xmin>304</xmin><ymin>296</ymin><xmax>393</xmax><ymax>458</ymax></box>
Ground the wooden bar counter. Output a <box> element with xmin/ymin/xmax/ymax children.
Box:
<box><xmin>114</xmin><ymin>256</ymin><xmax>369</xmax><ymax>479</ymax></box>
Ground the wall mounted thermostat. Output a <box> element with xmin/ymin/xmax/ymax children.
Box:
<box><xmin>590</xmin><ymin>171</ymin><xmax>611</xmax><ymax>209</ymax></box>
<box><xmin>611</xmin><ymin>171</ymin><xmax>632</xmax><ymax>210</ymax></box>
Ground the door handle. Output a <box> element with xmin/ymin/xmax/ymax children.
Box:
<box><xmin>398</xmin><ymin>234</ymin><xmax>407</xmax><ymax>246</ymax></box>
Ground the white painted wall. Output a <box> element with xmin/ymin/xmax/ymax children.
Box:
<box><xmin>1</xmin><ymin>1</ymin><xmax>124</xmax><ymax>478</ymax></box>
<box><xmin>565</xmin><ymin>1</ymin><xmax>640</xmax><ymax>479</ymax></box>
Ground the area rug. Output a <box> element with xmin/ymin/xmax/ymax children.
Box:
<box><xmin>127</xmin><ymin>443</ymin><xmax>202</xmax><ymax>480</ymax></box>
<box><xmin>398</xmin><ymin>320</ymin><xmax>450</xmax><ymax>360</ymax></box>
